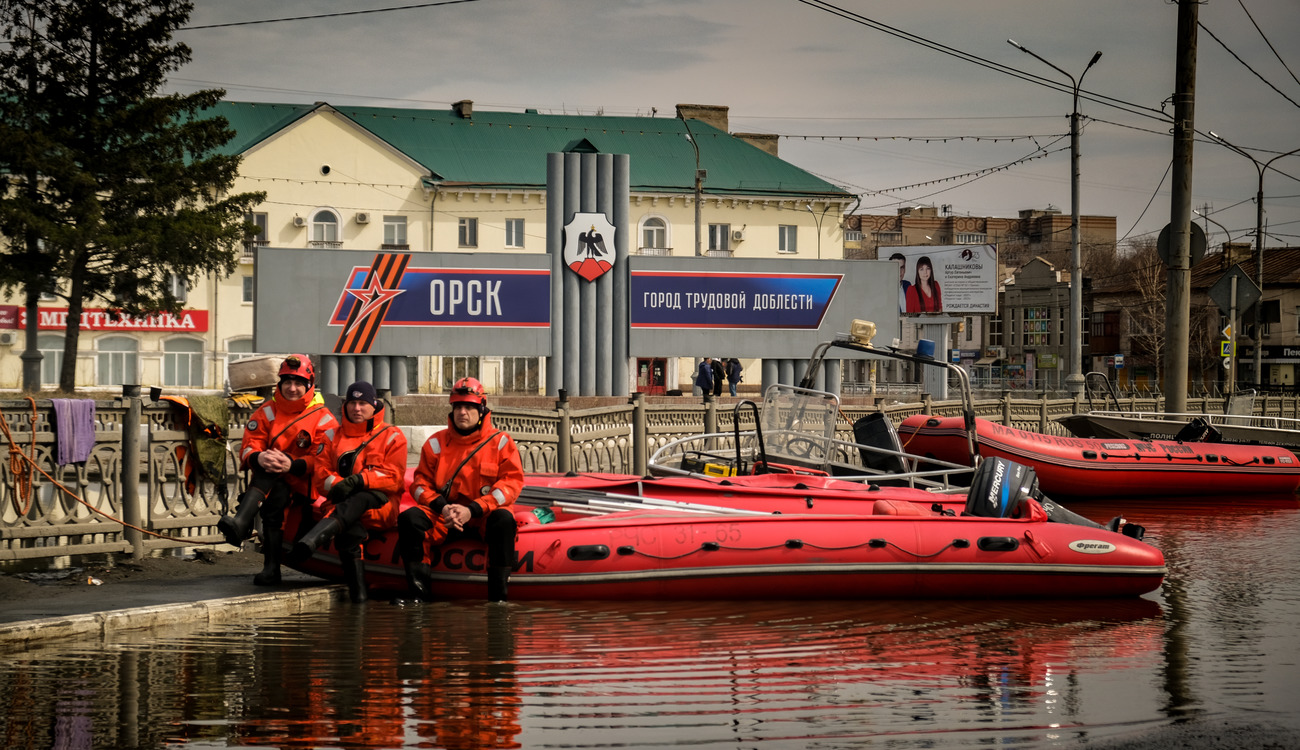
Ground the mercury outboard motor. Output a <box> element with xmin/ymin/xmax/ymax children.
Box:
<box><xmin>965</xmin><ymin>456</ymin><xmax>1038</xmax><ymax>519</ymax></box>
<box><xmin>965</xmin><ymin>457</ymin><xmax>1146</xmax><ymax>540</ymax></box>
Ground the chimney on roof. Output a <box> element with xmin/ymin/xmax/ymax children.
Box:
<box><xmin>735</xmin><ymin>132</ymin><xmax>779</xmax><ymax>157</ymax></box>
<box><xmin>453</xmin><ymin>99</ymin><xmax>473</xmax><ymax>119</ymax></box>
<box><xmin>675</xmin><ymin>104</ymin><xmax>729</xmax><ymax>133</ymax></box>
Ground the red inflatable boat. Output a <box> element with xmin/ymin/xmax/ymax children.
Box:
<box><xmin>280</xmin><ymin>467</ymin><xmax>1165</xmax><ymax>600</ymax></box>
<box><xmin>899</xmin><ymin>414</ymin><xmax>1300</xmax><ymax>499</ymax></box>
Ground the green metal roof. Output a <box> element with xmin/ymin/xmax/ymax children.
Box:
<box><xmin>209</xmin><ymin>100</ymin><xmax>851</xmax><ymax>200</ymax></box>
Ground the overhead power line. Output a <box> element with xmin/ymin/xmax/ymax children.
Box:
<box><xmin>179</xmin><ymin>0</ymin><xmax>483</xmax><ymax>31</ymax></box>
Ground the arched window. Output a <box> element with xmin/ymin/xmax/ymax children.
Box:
<box><xmin>638</xmin><ymin>216</ymin><xmax>669</xmax><ymax>255</ymax></box>
<box><xmin>38</xmin><ymin>334</ymin><xmax>64</xmax><ymax>387</ymax></box>
<box><xmin>163</xmin><ymin>337</ymin><xmax>204</xmax><ymax>387</ymax></box>
<box><xmin>311</xmin><ymin>208</ymin><xmax>341</xmax><ymax>247</ymax></box>
<box><xmin>96</xmin><ymin>336</ymin><xmax>139</xmax><ymax>387</ymax></box>
<box><xmin>227</xmin><ymin>338</ymin><xmax>256</xmax><ymax>362</ymax></box>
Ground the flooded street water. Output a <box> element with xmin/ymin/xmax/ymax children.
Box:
<box><xmin>2</xmin><ymin>498</ymin><xmax>1299</xmax><ymax>749</ymax></box>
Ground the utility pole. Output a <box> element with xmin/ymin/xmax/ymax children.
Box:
<box><xmin>1165</xmin><ymin>0</ymin><xmax>1197</xmax><ymax>413</ymax></box>
<box><xmin>682</xmin><ymin>116</ymin><xmax>703</xmax><ymax>256</ymax></box>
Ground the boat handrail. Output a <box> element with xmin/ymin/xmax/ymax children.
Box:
<box><xmin>649</xmin><ymin>430</ymin><xmax>972</xmax><ymax>491</ymax></box>
<box><xmin>1083</xmin><ymin>371</ymin><xmax>1124</xmax><ymax>411</ymax></box>
<box><xmin>801</xmin><ymin>337</ymin><xmax>980</xmax><ymax>463</ymax></box>
<box><xmin>1078</xmin><ymin>409</ymin><xmax>1300</xmax><ymax>430</ymax></box>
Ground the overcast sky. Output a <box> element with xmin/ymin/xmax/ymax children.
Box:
<box><xmin>168</xmin><ymin>0</ymin><xmax>1300</xmax><ymax>254</ymax></box>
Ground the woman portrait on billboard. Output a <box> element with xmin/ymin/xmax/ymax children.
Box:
<box><xmin>905</xmin><ymin>255</ymin><xmax>942</xmax><ymax>313</ymax></box>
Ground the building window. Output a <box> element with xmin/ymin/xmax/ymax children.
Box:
<box><xmin>169</xmin><ymin>273</ymin><xmax>188</xmax><ymax>304</ymax></box>
<box><xmin>778</xmin><ymin>225</ymin><xmax>798</xmax><ymax>254</ymax></box>
<box><xmin>1024</xmin><ymin>306</ymin><xmax>1050</xmax><ymax>347</ymax></box>
<box><xmin>163</xmin><ymin>337</ymin><xmax>204</xmax><ymax>387</ymax></box>
<box><xmin>505</xmin><ymin>218</ymin><xmax>524</xmax><ymax>248</ymax></box>
<box><xmin>383</xmin><ymin>216</ymin><xmax>408</xmax><ymax>249</ymax></box>
<box><xmin>502</xmin><ymin>356</ymin><xmax>540</xmax><ymax>394</ymax></box>
<box><xmin>639</xmin><ymin>216</ymin><xmax>668</xmax><ymax>255</ymax></box>
<box><xmin>242</xmin><ymin>275</ymin><xmax>254</xmax><ymax>303</ymax></box>
<box><xmin>1059</xmin><ymin>306</ymin><xmax>1068</xmax><ymax>346</ymax></box>
<box><xmin>873</xmin><ymin>231</ymin><xmax>903</xmax><ymax>244</ymax></box>
<box><xmin>965</xmin><ymin>316</ymin><xmax>975</xmax><ymax>342</ymax></box>
<box><xmin>458</xmin><ymin>217</ymin><xmax>478</xmax><ymax>248</ymax></box>
<box><xmin>441</xmin><ymin>356</ymin><xmax>480</xmax><ymax>391</ymax></box>
<box><xmin>955</xmin><ymin>232</ymin><xmax>987</xmax><ymax>244</ymax></box>
<box><xmin>707</xmin><ymin>223</ymin><xmax>730</xmax><ymax>255</ymax></box>
<box><xmin>96</xmin><ymin>336</ymin><xmax>138</xmax><ymax>387</ymax></box>
<box><xmin>38</xmin><ymin>334</ymin><xmax>64</xmax><ymax>387</ymax></box>
<box><xmin>311</xmin><ymin>209</ymin><xmax>341</xmax><ymax>247</ymax></box>
<box><xmin>845</xmin><ymin>230</ymin><xmax>863</xmax><ymax>242</ymax></box>
<box><xmin>227</xmin><ymin>338</ymin><xmax>256</xmax><ymax>362</ymax></box>
<box><xmin>243</xmin><ymin>212</ymin><xmax>268</xmax><ymax>260</ymax></box>
<box><xmin>988</xmin><ymin>313</ymin><xmax>1002</xmax><ymax>348</ymax></box>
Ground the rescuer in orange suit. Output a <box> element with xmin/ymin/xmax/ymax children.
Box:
<box><xmin>218</xmin><ymin>354</ymin><xmax>338</xmax><ymax>586</ymax></box>
<box><xmin>399</xmin><ymin>376</ymin><xmax>525</xmax><ymax>602</ymax></box>
<box><xmin>293</xmin><ymin>381</ymin><xmax>407</xmax><ymax>602</ymax></box>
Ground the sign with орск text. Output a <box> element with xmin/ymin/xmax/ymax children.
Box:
<box><xmin>254</xmin><ymin>248</ymin><xmax>898</xmax><ymax>358</ymax></box>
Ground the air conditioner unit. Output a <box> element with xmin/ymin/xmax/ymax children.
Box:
<box><xmin>355</xmin><ymin>212</ymin><xmax>370</xmax><ymax>224</ymax></box>
<box><xmin>292</xmin><ymin>215</ymin><xmax>306</xmax><ymax>228</ymax></box>
<box><xmin>731</xmin><ymin>229</ymin><xmax>746</xmax><ymax>242</ymax></box>
<box><xmin>0</xmin><ymin>331</ymin><xmax>17</xmax><ymax>347</ymax></box>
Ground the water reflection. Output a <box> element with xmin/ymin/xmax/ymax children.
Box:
<box><xmin>1</xmin><ymin>497</ymin><xmax>1298</xmax><ymax>749</ymax></box>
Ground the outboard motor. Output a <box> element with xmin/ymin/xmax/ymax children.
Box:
<box><xmin>965</xmin><ymin>456</ymin><xmax>1038</xmax><ymax>519</ymax></box>
<box><xmin>1174</xmin><ymin>416</ymin><xmax>1222</xmax><ymax>444</ymax></box>
<box><xmin>965</xmin><ymin>457</ymin><xmax>1146</xmax><ymax>540</ymax></box>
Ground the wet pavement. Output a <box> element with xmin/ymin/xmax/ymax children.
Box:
<box><xmin>0</xmin><ymin>546</ymin><xmax>341</xmax><ymax>650</ymax></box>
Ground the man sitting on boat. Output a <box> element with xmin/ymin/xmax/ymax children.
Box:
<box><xmin>399</xmin><ymin>376</ymin><xmax>525</xmax><ymax>602</ymax></box>
<box><xmin>291</xmin><ymin>381</ymin><xmax>407</xmax><ymax>602</ymax></box>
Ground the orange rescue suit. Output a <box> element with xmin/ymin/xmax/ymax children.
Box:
<box><xmin>410</xmin><ymin>410</ymin><xmax>525</xmax><ymax>531</ymax></box>
<box><xmin>315</xmin><ymin>406</ymin><xmax>408</xmax><ymax>530</ymax></box>
<box><xmin>239</xmin><ymin>390</ymin><xmax>337</xmax><ymax>498</ymax></box>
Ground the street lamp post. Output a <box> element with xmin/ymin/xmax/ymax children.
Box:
<box><xmin>1009</xmin><ymin>39</ymin><xmax>1102</xmax><ymax>396</ymax></box>
<box><xmin>682</xmin><ymin>119</ymin><xmax>704</xmax><ymax>256</ymax></box>
<box><xmin>805</xmin><ymin>202</ymin><xmax>830</xmax><ymax>259</ymax></box>
<box><xmin>1207</xmin><ymin>132</ymin><xmax>1300</xmax><ymax>387</ymax></box>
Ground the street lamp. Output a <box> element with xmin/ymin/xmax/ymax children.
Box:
<box><xmin>1207</xmin><ymin>131</ymin><xmax>1300</xmax><ymax>387</ymax></box>
<box><xmin>1193</xmin><ymin>208</ymin><xmax>1235</xmax><ymax>248</ymax></box>
<box><xmin>1009</xmin><ymin>39</ymin><xmax>1102</xmax><ymax>396</ymax></box>
<box><xmin>681</xmin><ymin>119</ymin><xmax>704</xmax><ymax>256</ymax></box>
<box><xmin>806</xmin><ymin>202</ymin><xmax>830</xmax><ymax>259</ymax></box>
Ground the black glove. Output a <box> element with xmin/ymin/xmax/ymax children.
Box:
<box><xmin>327</xmin><ymin>474</ymin><xmax>364</xmax><ymax>504</ymax></box>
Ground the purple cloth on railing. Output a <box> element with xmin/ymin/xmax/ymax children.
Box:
<box><xmin>52</xmin><ymin>399</ymin><xmax>97</xmax><ymax>465</ymax></box>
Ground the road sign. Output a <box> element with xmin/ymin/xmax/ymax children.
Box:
<box><xmin>1156</xmin><ymin>222</ymin><xmax>1207</xmax><ymax>267</ymax></box>
<box><xmin>1209</xmin><ymin>266</ymin><xmax>1262</xmax><ymax>315</ymax></box>
<box><xmin>1224</xmin><ymin>357</ymin><xmax>1231</xmax><ymax>370</ymax></box>
<box><xmin>1222</xmin><ymin>323</ymin><xmax>1232</xmax><ymax>339</ymax></box>
<box><xmin>1220</xmin><ymin>340</ymin><xmax>1234</xmax><ymax>357</ymax></box>
<box><xmin>1114</xmin><ymin>354</ymin><xmax>1124</xmax><ymax>369</ymax></box>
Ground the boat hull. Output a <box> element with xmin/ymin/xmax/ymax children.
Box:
<box><xmin>280</xmin><ymin>475</ymin><xmax>1166</xmax><ymax>600</ymax></box>
<box><xmin>1059</xmin><ymin>412</ymin><xmax>1300</xmax><ymax>451</ymax></box>
<box><xmin>899</xmin><ymin>415</ymin><xmax>1300</xmax><ymax>498</ymax></box>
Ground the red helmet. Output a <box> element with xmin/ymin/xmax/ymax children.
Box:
<box><xmin>449</xmin><ymin>376</ymin><xmax>485</xmax><ymax>406</ymax></box>
<box><xmin>278</xmin><ymin>354</ymin><xmax>315</xmax><ymax>385</ymax></box>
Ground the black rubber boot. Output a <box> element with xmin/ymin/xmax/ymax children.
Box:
<box><xmin>340</xmin><ymin>551</ymin><xmax>368</xmax><ymax>603</ymax></box>
<box><xmin>216</xmin><ymin>488</ymin><xmax>263</xmax><ymax>547</ymax></box>
<box><xmin>488</xmin><ymin>566</ymin><xmax>511</xmax><ymax>602</ymax></box>
<box><xmin>403</xmin><ymin>561</ymin><xmax>435</xmax><ymax>602</ymax></box>
<box><xmin>288</xmin><ymin>517</ymin><xmax>342</xmax><ymax>564</ymax></box>
<box><xmin>253</xmin><ymin>527</ymin><xmax>282</xmax><ymax>586</ymax></box>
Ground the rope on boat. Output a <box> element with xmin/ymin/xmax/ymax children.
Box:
<box><xmin>617</xmin><ymin>537</ymin><xmax>965</xmax><ymax>561</ymax></box>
